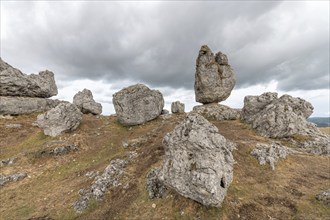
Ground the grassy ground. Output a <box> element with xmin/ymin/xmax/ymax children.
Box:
<box><xmin>0</xmin><ymin>114</ymin><xmax>329</xmax><ymax>220</ymax></box>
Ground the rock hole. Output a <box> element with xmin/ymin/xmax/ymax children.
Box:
<box><xmin>220</xmin><ymin>178</ymin><xmax>225</xmax><ymax>188</ymax></box>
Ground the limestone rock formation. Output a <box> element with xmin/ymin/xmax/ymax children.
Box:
<box><xmin>251</xmin><ymin>142</ymin><xmax>293</xmax><ymax>170</ymax></box>
<box><xmin>73</xmin><ymin>89</ymin><xmax>102</xmax><ymax>115</ymax></box>
<box><xmin>36</xmin><ymin>103</ymin><xmax>82</xmax><ymax>137</ymax></box>
<box><xmin>242</xmin><ymin>92</ymin><xmax>329</xmax><ymax>155</ymax></box>
<box><xmin>194</xmin><ymin>45</ymin><xmax>236</xmax><ymax>104</ymax></box>
<box><xmin>0</xmin><ymin>96</ymin><xmax>62</xmax><ymax>115</ymax></box>
<box><xmin>146</xmin><ymin>168</ymin><xmax>167</xmax><ymax>199</ymax></box>
<box><xmin>315</xmin><ymin>189</ymin><xmax>330</xmax><ymax>205</ymax></box>
<box><xmin>158</xmin><ymin>113</ymin><xmax>235</xmax><ymax>207</ymax></box>
<box><xmin>73</xmin><ymin>159</ymin><xmax>128</xmax><ymax>212</ymax></box>
<box><xmin>193</xmin><ymin>103</ymin><xmax>241</xmax><ymax>120</ymax></box>
<box><xmin>112</xmin><ymin>84</ymin><xmax>164</xmax><ymax>126</ymax></box>
<box><xmin>171</xmin><ymin>101</ymin><xmax>185</xmax><ymax>113</ymax></box>
<box><xmin>241</xmin><ymin>92</ymin><xmax>315</xmax><ymax>138</ymax></box>
<box><xmin>0</xmin><ymin>58</ymin><xmax>58</xmax><ymax>98</ymax></box>
<box><xmin>0</xmin><ymin>172</ymin><xmax>27</xmax><ymax>186</ymax></box>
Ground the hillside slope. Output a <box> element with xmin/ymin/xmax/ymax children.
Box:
<box><xmin>0</xmin><ymin>114</ymin><xmax>329</xmax><ymax>220</ymax></box>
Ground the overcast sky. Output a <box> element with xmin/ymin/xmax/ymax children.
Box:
<box><xmin>1</xmin><ymin>1</ymin><xmax>329</xmax><ymax>116</ymax></box>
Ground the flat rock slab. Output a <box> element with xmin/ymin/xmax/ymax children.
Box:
<box><xmin>193</xmin><ymin>103</ymin><xmax>241</xmax><ymax>120</ymax></box>
<box><xmin>0</xmin><ymin>96</ymin><xmax>62</xmax><ymax>115</ymax></box>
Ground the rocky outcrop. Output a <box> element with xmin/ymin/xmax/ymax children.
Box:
<box><xmin>73</xmin><ymin>89</ymin><xmax>102</xmax><ymax>115</ymax></box>
<box><xmin>287</xmin><ymin>133</ymin><xmax>330</xmax><ymax>156</ymax></box>
<box><xmin>1</xmin><ymin>158</ymin><xmax>16</xmax><ymax>166</ymax></box>
<box><xmin>36</xmin><ymin>140</ymin><xmax>78</xmax><ymax>157</ymax></box>
<box><xmin>158</xmin><ymin>113</ymin><xmax>235</xmax><ymax>207</ymax></box>
<box><xmin>146</xmin><ymin>168</ymin><xmax>167</xmax><ymax>199</ymax></box>
<box><xmin>315</xmin><ymin>189</ymin><xmax>330</xmax><ymax>205</ymax></box>
<box><xmin>193</xmin><ymin>103</ymin><xmax>241</xmax><ymax>120</ymax></box>
<box><xmin>242</xmin><ymin>92</ymin><xmax>329</xmax><ymax>155</ymax></box>
<box><xmin>0</xmin><ymin>58</ymin><xmax>58</xmax><ymax>98</ymax></box>
<box><xmin>251</xmin><ymin>142</ymin><xmax>293</xmax><ymax>170</ymax></box>
<box><xmin>0</xmin><ymin>172</ymin><xmax>27</xmax><ymax>186</ymax></box>
<box><xmin>171</xmin><ymin>101</ymin><xmax>185</xmax><ymax>113</ymax></box>
<box><xmin>36</xmin><ymin>103</ymin><xmax>82</xmax><ymax>137</ymax></box>
<box><xmin>0</xmin><ymin>96</ymin><xmax>62</xmax><ymax>115</ymax></box>
<box><xmin>113</xmin><ymin>84</ymin><xmax>164</xmax><ymax>126</ymax></box>
<box><xmin>73</xmin><ymin>159</ymin><xmax>128</xmax><ymax>212</ymax></box>
<box><xmin>241</xmin><ymin>92</ymin><xmax>315</xmax><ymax>138</ymax></box>
<box><xmin>194</xmin><ymin>45</ymin><xmax>236</xmax><ymax>104</ymax></box>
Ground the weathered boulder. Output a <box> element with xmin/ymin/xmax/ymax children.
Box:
<box><xmin>171</xmin><ymin>101</ymin><xmax>185</xmax><ymax>113</ymax></box>
<box><xmin>193</xmin><ymin>103</ymin><xmax>241</xmax><ymax>120</ymax></box>
<box><xmin>112</xmin><ymin>84</ymin><xmax>164</xmax><ymax>126</ymax></box>
<box><xmin>241</xmin><ymin>92</ymin><xmax>316</xmax><ymax>138</ymax></box>
<box><xmin>251</xmin><ymin>142</ymin><xmax>293</xmax><ymax>170</ymax></box>
<box><xmin>194</xmin><ymin>45</ymin><xmax>236</xmax><ymax>104</ymax></box>
<box><xmin>73</xmin><ymin>89</ymin><xmax>102</xmax><ymax>115</ymax></box>
<box><xmin>241</xmin><ymin>92</ymin><xmax>278</xmax><ymax>123</ymax></box>
<box><xmin>36</xmin><ymin>103</ymin><xmax>82</xmax><ymax>137</ymax></box>
<box><xmin>158</xmin><ymin>113</ymin><xmax>235</xmax><ymax>207</ymax></box>
<box><xmin>242</xmin><ymin>92</ymin><xmax>329</xmax><ymax>155</ymax></box>
<box><xmin>0</xmin><ymin>58</ymin><xmax>58</xmax><ymax>98</ymax></box>
<box><xmin>0</xmin><ymin>96</ymin><xmax>62</xmax><ymax>115</ymax></box>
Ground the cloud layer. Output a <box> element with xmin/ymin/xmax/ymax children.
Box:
<box><xmin>2</xmin><ymin>1</ymin><xmax>329</xmax><ymax>91</ymax></box>
<box><xmin>1</xmin><ymin>1</ymin><xmax>329</xmax><ymax>116</ymax></box>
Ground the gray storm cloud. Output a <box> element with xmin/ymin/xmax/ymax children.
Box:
<box><xmin>1</xmin><ymin>1</ymin><xmax>329</xmax><ymax>91</ymax></box>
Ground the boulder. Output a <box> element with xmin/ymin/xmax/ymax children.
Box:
<box><xmin>251</xmin><ymin>142</ymin><xmax>293</xmax><ymax>170</ymax></box>
<box><xmin>194</xmin><ymin>45</ymin><xmax>236</xmax><ymax>104</ymax></box>
<box><xmin>36</xmin><ymin>103</ymin><xmax>82</xmax><ymax>137</ymax></box>
<box><xmin>171</xmin><ymin>101</ymin><xmax>185</xmax><ymax>113</ymax></box>
<box><xmin>193</xmin><ymin>103</ymin><xmax>241</xmax><ymax>120</ymax></box>
<box><xmin>73</xmin><ymin>89</ymin><xmax>102</xmax><ymax>115</ymax></box>
<box><xmin>241</xmin><ymin>92</ymin><xmax>316</xmax><ymax>138</ymax></box>
<box><xmin>112</xmin><ymin>84</ymin><xmax>164</xmax><ymax>126</ymax></box>
<box><xmin>0</xmin><ymin>58</ymin><xmax>58</xmax><ymax>98</ymax></box>
<box><xmin>158</xmin><ymin>113</ymin><xmax>235</xmax><ymax>207</ymax></box>
<box><xmin>0</xmin><ymin>96</ymin><xmax>62</xmax><ymax>115</ymax></box>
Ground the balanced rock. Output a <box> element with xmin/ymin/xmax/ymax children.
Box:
<box><xmin>171</xmin><ymin>101</ymin><xmax>185</xmax><ymax>113</ymax></box>
<box><xmin>193</xmin><ymin>103</ymin><xmax>241</xmax><ymax>120</ymax></box>
<box><xmin>194</xmin><ymin>45</ymin><xmax>236</xmax><ymax>104</ymax></box>
<box><xmin>0</xmin><ymin>96</ymin><xmax>62</xmax><ymax>115</ymax></box>
<box><xmin>242</xmin><ymin>92</ymin><xmax>315</xmax><ymax>138</ymax></box>
<box><xmin>73</xmin><ymin>89</ymin><xmax>102</xmax><ymax>115</ymax></box>
<box><xmin>158</xmin><ymin>113</ymin><xmax>235</xmax><ymax>207</ymax></box>
<box><xmin>36</xmin><ymin>102</ymin><xmax>82</xmax><ymax>137</ymax></box>
<box><xmin>112</xmin><ymin>84</ymin><xmax>164</xmax><ymax>126</ymax></box>
<box><xmin>0</xmin><ymin>58</ymin><xmax>58</xmax><ymax>98</ymax></box>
